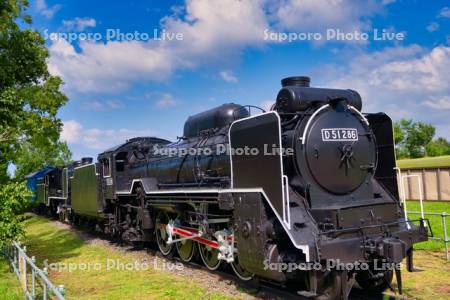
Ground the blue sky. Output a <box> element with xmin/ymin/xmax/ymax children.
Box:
<box><xmin>27</xmin><ymin>0</ymin><xmax>450</xmax><ymax>160</ymax></box>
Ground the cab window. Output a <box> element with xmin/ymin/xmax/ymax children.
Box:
<box><xmin>115</xmin><ymin>152</ymin><xmax>128</xmax><ymax>172</ymax></box>
<box><xmin>102</xmin><ymin>158</ymin><xmax>111</xmax><ymax>177</ymax></box>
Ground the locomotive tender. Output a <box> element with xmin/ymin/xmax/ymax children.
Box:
<box><xmin>33</xmin><ymin>76</ymin><xmax>428</xmax><ymax>299</ymax></box>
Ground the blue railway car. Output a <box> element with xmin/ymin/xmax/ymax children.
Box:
<box><xmin>24</xmin><ymin>167</ymin><xmax>55</xmax><ymax>202</ymax></box>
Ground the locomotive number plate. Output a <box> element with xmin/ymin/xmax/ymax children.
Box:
<box><xmin>321</xmin><ymin>128</ymin><xmax>358</xmax><ymax>142</ymax></box>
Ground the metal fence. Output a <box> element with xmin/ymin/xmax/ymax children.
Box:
<box><xmin>408</xmin><ymin>211</ymin><xmax>450</xmax><ymax>261</ymax></box>
<box><xmin>396</xmin><ymin>169</ymin><xmax>450</xmax><ymax>260</ymax></box>
<box><xmin>1</xmin><ymin>241</ymin><xmax>66</xmax><ymax>300</ymax></box>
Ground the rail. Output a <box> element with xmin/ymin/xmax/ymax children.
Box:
<box><xmin>1</xmin><ymin>241</ymin><xmax>66</xmax><ymax>300</ymax></box>
<box><xmin>408</xmin><ymin>211</ymin><xmax>450</xmax><ymax>261</ymax></box>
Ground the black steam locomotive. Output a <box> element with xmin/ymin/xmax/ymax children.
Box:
<box><xmin>32</xmin><ymin>77</ymin><xmax>428</xmax><ymax>299</ymax></box>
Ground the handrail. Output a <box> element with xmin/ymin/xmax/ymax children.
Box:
<box><xmin>1</xmin><ymin>241</ymin><xmax>66</xmax><ymax>300</ymax></box>
<box><xmin>407</xmin><ymin>211</ymin><xmax>449</xmax><ymax>260</ymax></box>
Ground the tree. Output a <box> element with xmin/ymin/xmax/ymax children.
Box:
<box><xmin>0</xmin><ymin>0</ymin><xmax>71</xmax><ymax>244</ymax></box>
<box><xmin>0</xmin><ymin>181</ymin><xmax>31</xmax><ymax>247</ymax></box>
<box><xmin>0</xmin><ymin>0</ymin><xmax>71</xmax><ymax>182</ymax></box>
<box><xmin>13</xmin><ymin>140</ymin><xmax>72</xmax><ymax>180</ymax></box>
<box><xmin>394</xmin><ymin>119</ymin><xmax>436</xmax><ymax>158</ymax></box>
<box><xmin>426</xmin><ymin>137</ymin><xmax>450</xmax><ymax>157</ymax></box>
<box><xmin>393</xmin><ymin>122</ymin><xmax>408</xmax><ymax>159</ymax></box>
<box><xmin>394</xmin><ymin>122</ymin><xmax>404</xmax><ymax>145</ymax></box>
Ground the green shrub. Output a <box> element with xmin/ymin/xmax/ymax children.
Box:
<box><xmin>0</xmin><ymin>182</ymin><xmax>31</xmax><ymax>247</ymax></box>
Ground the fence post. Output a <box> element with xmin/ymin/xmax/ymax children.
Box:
<box><xmin>31</xmin><ymin>256</ymin><xmax>36</xmax><ymax>298</ymax></box>
<box><xmin>421</xmin><ymin>169</ymin><xmax>427</xmax><ymax>200</ymax></box>
<box><xmin>443</xmin><ymin>212</ymin><xmax>449</xmax><ymax>261</ymax></box>
<box><xmin>43</xmin><ymin>267</ymin><xmax>48</xmax><ymax>300</ymax></box>
<box><xmin>437</xmin><ymin>168</ymin><xmax>442</xmax><ymax>201</ymax></box>
<box><xmin>59</xmin><ymin>285</ymin><xmax>66</xmax><ymax>297</ymax></box>
<box><xmin>13</xmin><ymin>242</ymin><xmax>18</xmax><ymax>267</ymax></box>
<box><xmin>21</xmin><ymin>246</ymin><xmax>27</xmax><ymax>292</ymax></box>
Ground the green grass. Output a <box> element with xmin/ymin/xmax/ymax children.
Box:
<box><xmin>0</xmin><ymin>257</ymin><xmax>22</xmax><ymax>300</ymax></box>
<box><xmin>21</xmin><ymin>216</ymin><xmax>234</xmax><ymax>300</ymax></box>
<box><xmin>392</xmin><ymin>250</ymin><xmax>450</xmax><ymax>300</ymax></box>
<box><xmin>18</xmin><ymin>215</ymin><xmax>450</xmax><ymax>300</ymax></box>
<box><xmin>397</xmin><ymin>155</ymin><xmax>450</xmax><ymax>169</ymax></box>
<box><xmin>407</xmin><ymin>200</ymin><xmax>450</xmax><ymax>251</ymax></box>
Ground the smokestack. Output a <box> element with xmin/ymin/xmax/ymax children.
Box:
<box><xmin>281</xmin><ymin>76</ymin><xmax>311</xmax><ymax>87</ymax></box>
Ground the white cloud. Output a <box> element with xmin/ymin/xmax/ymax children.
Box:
<box><xmin>155</xmin><ymin>93</ymin><xmax>177</xmax><ymax>109</ymax></box>
<box><xmin>423</xmin><ymin>96</ymin><xmax>450</xmax><ymax>110</ymax></box>
<box><xmin>272</xmin><ymin>0</ymin><xmax>382</xmax><ymax>34</ymax></box>
<box><xmin>60</xmin><ymin>120</ymin><xmax>82</xmax><ymax>144</ymax></box>
<box><xmin>162</xmin><ymin>0</ymin><xmax>268</xmax><ymax>62</ymax></box>
<box><xmin>48</xmin><ymin>39</ymin><xmax>175</xmax><ymax>93</ymax></box>
<box><xmin>87</xmin><ymin>100</ymin><xmax>123</xmax><ymax>111</ymax></box>
<box><xmin>61</xmin><ymin>120</ymin><xmax>152</xmax><ymax>150</ymax></box>
<box><xmin>365</xmin><ymin>46</ymin><xmax>450</xmax><ymax>92</ymax></box>
<box><xmin>47</xmin><ymin>0</ymin><xmax>394</xmax><ymax>93</ymax></box>
<box><xmin>219</xmin><ymin>70</ymin><xmax>238</xmax><ymax>83</ymax></box>
<box><xmin>62</xmin><ymin>17</ymin><xmax>96</xmax><ymax>31</ymax></box>
<box><xmin>439</xmin><ymin>7</ymin><xmax>450</xmax><ymax>18</ymax></box>
<box><xmin>260</xmin><ymin>100</ymin><xmax>274</xmax><ymax>111</ymax></box>
<box><xmin>426</xmin><ymin>22</ymin><xmax>440</xmax><ymax>32</ymax></box>
<box><xmin>36</xmin><ymin>0</ymin><xmax>61</xmax><ymax>19</ymax></box>
<box><xmin>48</xmin><ymin>0</ymin><xmax>269</xmax><ymax>93</ymax></box>
<box><xmin>321</xmin><ymin>45</ymin><xmax>450</xmax><ymax>138</ymax></box>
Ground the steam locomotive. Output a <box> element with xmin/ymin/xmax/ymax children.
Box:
<box><xmin>30</xmin><ymin>76</ymin><xmax>428</xmax><ymax>299</ymax></box>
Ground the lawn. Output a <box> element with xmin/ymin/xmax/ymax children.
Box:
<box><xmin>397</xmin><ymin>155</ymin><xmax>450</xmax><ymax>169</ymax></box>
<box><xmin>6</xmin><ymin>215</ymin><xmax>449</xmax><ymax>300</ymax></box>
<box><xmin>0</xmin><ymin>257</ymin><xmax>22</xmax><ymax>300</ymax></box>
<box><xmin>391</xmin><ymin>250</ymin><xmax>450</xmax><ymax>300</ymax></box>
<box><xmin>20</xmin><ymin>216</ymin><xmax>235</xmax><ymax>300</ymax></box>
<box><xmin>406</xmin><ymin>201</ymin><xmax>450</xmax><ymax>251</ymax></box>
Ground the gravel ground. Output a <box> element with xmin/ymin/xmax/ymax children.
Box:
<box><xmin>52</xmin><ymin>218</ymin><xmax>447</xmax><ymax>300</ymax></box>
<box><xmin>51</xmin><ymin>219</ymin><xmax>266</xmax><ymax>299</ymax></box>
